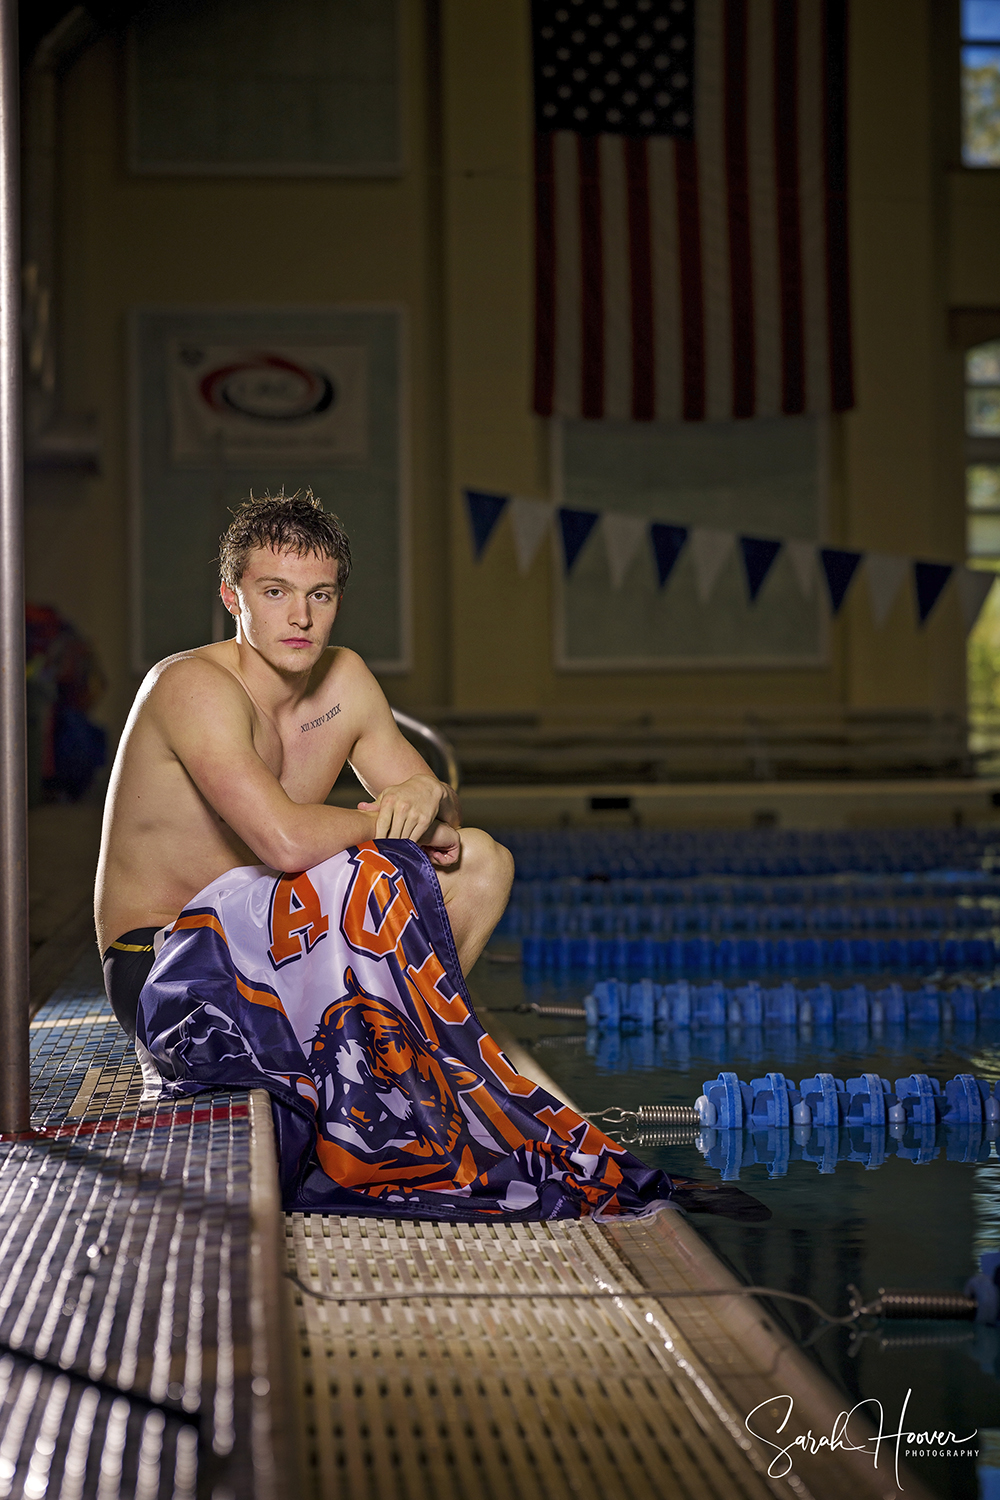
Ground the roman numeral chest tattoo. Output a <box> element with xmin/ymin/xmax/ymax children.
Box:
<box><xmin>300</xmin><ymin>703</ymin><xmax>341</xmax><ymax>733</ymax></box>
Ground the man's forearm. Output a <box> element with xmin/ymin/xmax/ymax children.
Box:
<box><xmin>258</xmin><ymin>803</ymin><xmax>378</xmax><ymax>873</ymax></box>
<box><xmin>438</xmin><ymin>784</ymin><xmax>462</xmax><ymax>828</ymax></box>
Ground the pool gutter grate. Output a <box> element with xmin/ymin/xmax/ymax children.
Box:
<box><xmin>285</xmin><ymin>1212</ymin><xmax>785</xmax><ymax>1500</ymax></box>
<box><xmin>0</xmin><ymin>956</ymin><xmax>288</xmax><ymax>1497</ymax></box>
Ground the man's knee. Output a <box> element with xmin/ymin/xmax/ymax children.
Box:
<box><xmin>459</xmin><ymin>827</ymin><xmax>514</xmax><ymax>902</ymax></box>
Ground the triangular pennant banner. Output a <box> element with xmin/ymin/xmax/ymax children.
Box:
<box><xmin>819</xmin><ymin>547</ymin><xmax>863</xmax><ymax>615</ymax></box>
<box><xmin>786</xmin><ymin>539</ymin><xmax>817</xmax><ymax>599</ymax></box>
<box><xmin>690</xmin><ymin>527</ymin><xmax>735</xmax><ymax>604</ymax></box>
<box><xmin>464</xmin><ymin>489</ymin><xmax>508</xmax><ymax>560</ymax></box>
<box><xmin>913</xmin><ymin>560</ymin><xmax>954</xmax><ymax>625</ymax></box>
<box><xmin>956</xmin><ymin>566</ymin><xmax>996</xmax><ymax>634</ymax></box>
<box><xmin>739</xmin><ymin>536</ymin><xmax>782</xmax><ymax>602</ymax></box>
<box><xmin>509</xmin><ymin>497</ymin><xmax>552</xmax><ymax>576</ymax></box>
<box><xmin>602</xmin><ymin>511</ymin><xmax>647</xmax><ymax>589</ymax></box>
<box><xmin>558</xmin><ymin>507</ymin><xmax>600</xmax><ymax>574</ymax></box>
<box><xmin>865</xmin><ymin>553</ymin><xmax>908</xmax><ymax>629</ymax></box>
<box><xmin>649</xmin><ymin>523</ymin><xmax>688</xmax><ymax>589</ymax></box>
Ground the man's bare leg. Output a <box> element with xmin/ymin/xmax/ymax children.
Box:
<box><xmin>435</xmin><ymin>827</ymin><xmax>514</xmax><ymax>973</ymax></box>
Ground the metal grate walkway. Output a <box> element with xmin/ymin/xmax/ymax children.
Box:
<box><xmin>1</xmin><ymin>962</ymin><xmax>937</xmax><ymax>1499</ymax></box>
<box><xmin>285</xmin><ymin>1211</ymin><xmax>785</xmax><ymax>1500</ymax></box>
<box><xmin>0</xmin><ymin>953</ymin><xmax>284</xmax><ymax>1499</ymax></box>
<box><xmin>282</xmin><ymin>1016</ymin><xmax>939</xmax><ymax>1500</ymax></box>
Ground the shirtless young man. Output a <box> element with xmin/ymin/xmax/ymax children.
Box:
<box><xmin>95</xmin><ymin>492</ymin><xmax>514</xmax><ymax>1041</ymax></box>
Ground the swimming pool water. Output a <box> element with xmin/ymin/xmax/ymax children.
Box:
<box><xmin>468</xmin><ymin>957</ymin><xmax>1000</xmax><ymax>1500</ymax></box>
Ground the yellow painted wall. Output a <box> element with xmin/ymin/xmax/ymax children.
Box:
<box><xmin>839</xmin><ymin>0</ymin><xmax>966</xmax><ymax>715</ymax></box>
<box><xmin>441</xmin><ymin>0</ymin><xmax>976</xmax><ymax>718</ymax></box>
<box><xmin>26</xmin><ymin>0</ymin><xmax>447</xmax><ymax>735</ymax></box>
<box><xmin>24</xmin><ymin>0</ymin><xmax>998</xmax><ymax>739</ymax></box>
<box><xmin>949</xmin><ymin>171</ymin><xmax>1000</xmax><ymax>304</ymax></box>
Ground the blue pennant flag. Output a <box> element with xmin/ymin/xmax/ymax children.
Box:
<box><xmin>558</xmin><ymin>508</ymin><xmax>600</xmax><ymax>573</ymax></box>
<box><xmin>819</xmin><ymin>547</ymin><xmax>862</xmax><ymax>615</ymax></box>
<box><xmin>913</xmin><ymin>561</ymin><xmax>953</xmax><ymax>625</ymax></box>
<box><xmin>650</xmin><ymin>524</ymin><xmax>688</xmax><ymax>589</ymax></box>
<box><xmin>739</xmin><ymin>536</ymin><xmax>782</xmax><ymax>602</ymax></box>
<box><xmin>464</xmin><ymin>489</ymin><xmax>509</xmax><ymax>560</ymax></box>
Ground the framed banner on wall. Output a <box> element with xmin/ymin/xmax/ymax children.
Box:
<box><xmin>130</xmin><ymin>305</ymin><xmax>408</xmax><ymax>674</ymax></box>
<box><xmin>129</xmin><ymin>0</ymin><xmax>401</xmax><ymax>176</ymax></box>
<box><xmin>554</xmin><ymin>416</ymin><xmax>828</xmax><ymax>670</ymax></box>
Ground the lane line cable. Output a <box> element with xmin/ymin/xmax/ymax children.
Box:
<box><xmin>285</xmin><ymin>1271</ymin><xmax>873</xmax><ymax>1326</ymax></box>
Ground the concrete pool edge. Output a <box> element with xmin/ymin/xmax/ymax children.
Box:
<box><xmin>248</xmin><ymin>1088</ymin><xmax>304</xmax><ymax>1499</ymax></box>
<box><xmin>482</xmin><ymin>1008</ymin><xmax>940</xmax><ymax>1500</ymax></box>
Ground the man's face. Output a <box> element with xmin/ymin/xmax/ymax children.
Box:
<box><xmin>221</xmin><ymin>545</ymin><xmax>340</xmax><ymax>673</ymax></box>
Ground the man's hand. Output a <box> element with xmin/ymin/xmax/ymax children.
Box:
<box><xmin>358</xmin><ymin>773</ymin><xmax>452</xmax><ymax>844</ymax></box>
<box><xmin>417</xmin><ymin>820</ymin><xmax>461</xmax><ymax>867</ymax></box>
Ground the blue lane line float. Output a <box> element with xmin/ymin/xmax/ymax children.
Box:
<box><xmin>967</xmin><ymin>1254</ymin><xmax>1000</xmax><ymax>1327</ymax></box>
<box><xmin>500</xmin><ymin>891</ymin><xmax>1000</xmax><ymax>939</ymax></box>
<box><xmin>695</xmin><ymin>1070</ymin><xmax>1000</xmax><ymax>1129</ymax></box>
<box><xmin>523</xmin><ymin>933</ymin><xmax>1000</xmax><ymax>974</ymax></box>
<box><xmin>671</xmin><ymin>1072</ymin><xmax>1000</xmax><ymax>1178</ymax></box>
<box><xmin>577</xmin><ymin>977</ymin><xmax>1000</xmax><ymax>1031</ymax></box>
<box><xmin>691</xmin><ymin>1118</ymin><xmax>998</xmax><ymax>1179</ymax></box>
<box><xmin>494</xmin><ymin>826</ymin><xmax>1000</xmax><ymax>880</ymax></box>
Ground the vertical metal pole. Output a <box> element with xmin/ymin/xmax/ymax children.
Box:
<box><xmin>0</xmin><ymin>0</ymin><xmax>29</xmax><ymax>1135</ymax></box>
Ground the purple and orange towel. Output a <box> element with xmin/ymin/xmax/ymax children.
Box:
<box><xmin>137</xmin><ymin>840</ymin><xmax>675</xmax><ymax>1220</ymax></box>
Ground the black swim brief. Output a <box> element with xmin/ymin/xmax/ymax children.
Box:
<box><xmin>102</xmin><ymin>927</ymin><xmax>164</xmax><ymax>1040</ymax></box>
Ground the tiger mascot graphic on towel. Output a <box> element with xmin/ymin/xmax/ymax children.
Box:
<box><xmin>305</xmin><ymin>966</ymin><xmax>488</xmax><ymax>1191</ymax></box>
<box><xmin>138</xmin><ymin>844</ymin><xmax>683</xmax><ymax>1217</ymax></box>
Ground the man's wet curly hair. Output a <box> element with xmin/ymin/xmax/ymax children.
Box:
<box><xmin>219</xmin><ymin>489</ymin><xmax>352</xmax><ymax>592</ymax></box>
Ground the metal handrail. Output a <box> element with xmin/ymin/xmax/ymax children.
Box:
<box><xmin>0</xmin><ymin>0</ymin><xmax>30</xmax><ymax>1133</ymax></box>
<box><xmin>391</xmin><ymin>709</ymin><xmax>461</xmax><ymax>792</ymax></box>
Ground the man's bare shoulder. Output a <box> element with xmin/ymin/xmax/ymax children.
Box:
<box><xmin>315</xmin><ymin>644</ymin><xmax>374</xmax><ymax>683</ymax></box>
<box><xmin>310</xmin><ymin>646</ymin><xmax>383</xmax><ymax>708</ymax></box>
<box><xmin>140</xmin><ymin>645</ymin><xmax>253</xmax><ymax>726</ymax></box>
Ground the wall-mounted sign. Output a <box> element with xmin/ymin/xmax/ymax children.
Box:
<box><xmin>132</xmin><ymin>306</ymin><xmax>407</xmax><ymax>675</ymax></box>
<box><xmin>169</xmin><ymin>342</ymin><xmax>368</xmax><ymax>464</ymax></box>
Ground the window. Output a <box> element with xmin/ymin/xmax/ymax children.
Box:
<box><xmin>962</xmin><ymin>0</ymin><xmax>1000</xmax><ymax>166</ymax></box>
<box><xmin>966</xmin><ymin>342</ymin><xmax>1000</xmax><ymax>558</ymax></box>
<box><xmin>965</xmin><ymin>342</ymin><xmax>1000</xmax><ymax>762</ymax></box>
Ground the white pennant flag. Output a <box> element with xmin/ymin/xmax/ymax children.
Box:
<box><xmin>509</xmin><ymin>497</ymin><xmax>553</xmax><ymax>576</ymax></box>
<box><xmin>601</xmin><ymin>511</ymin><xmax>647</xmax><ymax>589</ymax></box>
<box><xmin>956</xmin><ymin>566</ymin><xmax>997</xmax><ymax>634</ymax></box>
<box><xmin>689</xmin><ymin>528</ymin><xmax>735</xmax><ymax>604</ymax></box>
<box><xmin>865</xmin><ymin>553</ymin><xmax>909</xmax><ymax>628</ymax></box>
<box><xmin>786</xmin><ymin>539</ymin><xmax>817</xmax><ymax>598</ymax></box>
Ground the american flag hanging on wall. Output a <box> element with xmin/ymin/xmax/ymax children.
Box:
<box><xmin>532</xmin><ymin>0</ymin><xmax>853</xmax><ymax>422</ymax></box>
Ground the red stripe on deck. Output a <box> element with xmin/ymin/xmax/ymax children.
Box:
<box><xmin>724</xmin><ymin>0</ymin><xmax>755</xmax><ymax>418</ymax></box>
<box><xmin>2</xmin><ymin>1102</ymin><xmax>250</xmax><ymax>1143</ymax></box>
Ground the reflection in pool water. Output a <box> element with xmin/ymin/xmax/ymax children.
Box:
<box><xmin>469</xmin><ymin>958</ymin><xmax>1000</xmax><ymax>1500</ymax></box>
